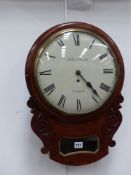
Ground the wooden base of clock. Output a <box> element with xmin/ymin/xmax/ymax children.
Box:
<box><xmin>27</xmin><ymin>95</ymin><xmax>124</xmax><ymax>166</ymax></box>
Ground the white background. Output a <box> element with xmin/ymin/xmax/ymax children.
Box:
<box><xmin>0</xmin><ymin>0</ymin><xmax>130</xmax><ymax>175</ymax></box>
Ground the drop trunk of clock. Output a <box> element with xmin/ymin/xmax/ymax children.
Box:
<box><xmin>27</xmin><ymin>94</ymin><xmax>123</xmax><ymax>165</ymax></box>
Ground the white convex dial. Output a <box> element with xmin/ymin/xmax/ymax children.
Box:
<box><xmin>36</xmin><ymin>30</ymin><xmax>117</xmax><ymax>114</ymax></box>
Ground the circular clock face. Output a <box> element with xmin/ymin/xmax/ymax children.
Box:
<box><xmin>35</xmin><ymin>29</ymin><xmax>118</xmax><ymax>114</ymax></box>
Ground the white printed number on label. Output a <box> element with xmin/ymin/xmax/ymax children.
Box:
<box><xmin>74</xmin><ymin>142</ymin><xmax>83</xmax><ymax>149</ymax></box>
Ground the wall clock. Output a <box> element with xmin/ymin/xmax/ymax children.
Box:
<box><xmin>25</xmin><ymin>22</ymin><xmax>124</xmax><ymax>165</ymax></box>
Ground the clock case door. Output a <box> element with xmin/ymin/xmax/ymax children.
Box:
<box><xmin>25</xmin><ymin>22</ymin><xmax>124</xmax><ymax>165</ymax></box>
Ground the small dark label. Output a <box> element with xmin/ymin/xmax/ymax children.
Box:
<box><xmin>59</xmin><ymin>136</ymin><xmax>99</xmax><ymax>156</ymax></box>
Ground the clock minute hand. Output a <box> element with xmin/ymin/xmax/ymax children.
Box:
<box><xmin>92</xmin><ymin>89</ymin><xmax>101</xmax><ymax>98</ymax></box>
<box><xmin>76</xmin><ymin>70</ymin><xmax>100</xmax><ymax>98</ymax></box>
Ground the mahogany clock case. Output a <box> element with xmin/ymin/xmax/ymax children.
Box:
<box><xmin>25</xmin><ymin>22</ymin><xmax>124</xmax><ymax>122</ymax></box>
<box><xmin>25</xmin><ymin>22</ymin><xmax>124</xmax><ymax>165</ymax></box>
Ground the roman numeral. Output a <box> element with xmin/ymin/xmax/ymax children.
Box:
<box><xmin>99</xmin><ymin>52</ymin><xmax>108</xmax><ymax>60</ymax></box>
<box><xmin>100</xmin><ymin>83</ymin><xmax>110</xmax><ymax>92</ymax></box>
<box><xmin>43</xmin><ymin>83</ymin><xmax>55</xmax><ymax>96</ymax></box>
<box><xmin>40</xmin><ymin>70</ymin><xmax>52</xmax><ymax>75</ymax></box>
<box><xmin>77</xmin><ymin>99</ymin><xmax>82</xmax><ymax>111</ymax></box>
<box><xmin>92</xmin><ymin>96</ymin><xmax>99</xmax><ymax>104</ymax></box>
<box><xmin>57</xmin><ymin>39</ymin><xmax>64</xmax><ymax>47</ymax></box>
<box><xmin>89</xmin><ymin>39</ymin><xmax>95</xmax><ymax>49</ymax></box>
<box><xmin>103</xmin><ymin>69</ymin><xmax>113</xmax><ymax>74</ymax></box>
<box><xmin>73</xmin><ymin>34</ymin><xmax>80</xmax><ymax>46</ymax></box>
<box><xmin>44</xmin><ymin>53</ymin><xmax>56</xmax><ymax>58</ymax></box>
<box><xmin>57</xmin><ymin>95</ymin><xmax>66</xmax><ymax>108</ymax></box>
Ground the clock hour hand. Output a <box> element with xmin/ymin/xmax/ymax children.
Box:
<box><xmin>76</xmin><ymin>70</ymin><xmax>101</xmax><ymax>98</ymax></box>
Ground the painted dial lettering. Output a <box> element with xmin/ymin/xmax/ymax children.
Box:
<box><xmin>89</xmin><ymin>39</ymin><xmax>95</xmax><ymax>49</ymax></box>
<box><xmin>77</xmin><ymin>99</ymin><xmax>82</xmax><ymax>112</ymax></box>
<box><xmin>57</xmin><ymin>95</ymin><xmax>66</xmax><ymax>108</ymax></box>
<box><xmin>73</xmin><ymin>33</ymin><xmax>80</xmax><ymax>46</ymax></box>
<box><xmin>57</xmin><ymin>39</ymin><xmax>64</xmax><ymax>47</ymax></box>
<box><xmin>99</xmin><ymin>53</ymin><xmax>108</xmax><ymax>60</ymax></box>
<box><xmin>40</xmin><ymin>70</ymin><xmax>52</xmax><ymax>75</ymax></box>
<box><xmin>92</xmin><ymin>96</ymin><xmax>99</xmax><ymax>104</ymax></box>
<box><xmin>44</xmin><ymin>53</ymin><xmax>56</xmax><ymax>58</ymax></box>
<box><xmin>43</xmin><ymin>83</ymin><xmax>55</xmax><ymax>96</ymax></box>
<box><xmin>100</xmin><ymin>83</ymin><xmax>111</xmax><ymax>92</ymax></box>
<box><xmin>103</xmin><ymin>69</ymin><xmax>113</xmax><ymax>74</ymax></box>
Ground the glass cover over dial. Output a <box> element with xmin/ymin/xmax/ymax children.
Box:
<box><xmin>35</xmin><ymin>30</ymin><xmax>118</xmax><ymax>114</ymax></box>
